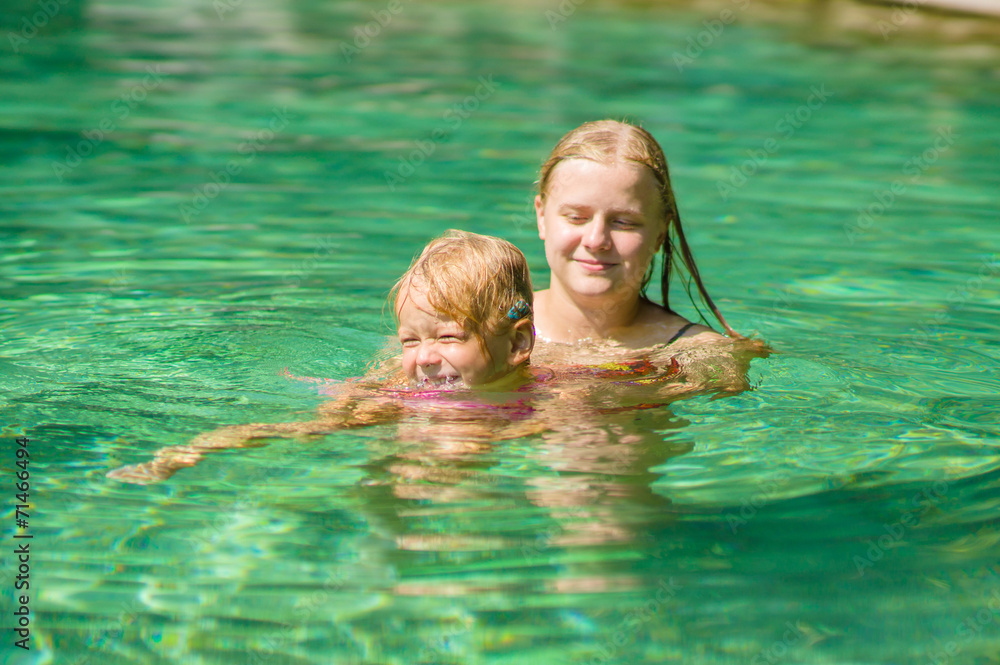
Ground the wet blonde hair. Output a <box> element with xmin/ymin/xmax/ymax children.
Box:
<box><xmin>538</xmin><ymin>119</ymin><xmax>739</xmax><ymax>338</ymax></box>
<box><xmin>391</xmin><ymin>230</ymin><xmax>533</xmax><ymax>349</ymax></box>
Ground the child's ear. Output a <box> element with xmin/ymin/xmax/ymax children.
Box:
<box><xmin>535</xmin><ymin>195</ymin><xmax>546</xmax><ymax>240</ymax></box>
<box><xmin>507</xmin><ymin>318</ymin><xmax>534</xmax><ymax>366</ymax></box>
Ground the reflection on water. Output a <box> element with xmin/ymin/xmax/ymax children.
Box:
<box><xmin>362</xmin><ymin>380</ymin><xmax>693</xmax><ymax>550</ymax></box>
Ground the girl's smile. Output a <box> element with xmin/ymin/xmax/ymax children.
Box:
<box><xmin>575</xmin><ymin>258</ymin><xmax>617</xmax><ymax>272</ymax></box>
<box><xmin>535</xmin><ymin>158</ymin><xmax>666</xmax><ymax>301</ymax></box>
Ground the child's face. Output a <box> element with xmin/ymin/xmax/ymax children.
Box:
<box><xmin>396</xmin><ymin>288</ymin><xmax>518</xmax><ymax>388</ymax></box>
<box><xmin>535</xmin><ymin>158</ymin><xmax>666</xmax><ymax>301</ymax></box>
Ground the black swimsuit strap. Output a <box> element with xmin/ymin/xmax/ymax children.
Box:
<box><xmin>666</xmin><ymin>322</ymin><xmax>697</xmax><ymax>346</ymax></box>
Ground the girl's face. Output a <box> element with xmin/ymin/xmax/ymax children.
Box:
<box><xmin>396</xmin><ymin>288</ymin><xmax>519</xmax><ymax>388</ymax></box>
<box><xmin>535</xmin><ymin>159</ymin><xmax>666</xmax><ymax>302</ymax></box>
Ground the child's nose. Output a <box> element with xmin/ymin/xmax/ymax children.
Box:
<box><xmin>416</xmin><ymin>342</ymin><xmax>441</xmax><ymax>366</ymax></box>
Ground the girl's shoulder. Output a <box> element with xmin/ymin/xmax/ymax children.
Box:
<box><xmin>635</xmin><ymin>301</ymin><xmax>724</xmax><ymax>346</ymax></box>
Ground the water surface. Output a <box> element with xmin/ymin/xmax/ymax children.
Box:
<box><xmin>2</xmin><ymin>1</ymin><xmax>1000</xmax><ymax>663</ymax></box>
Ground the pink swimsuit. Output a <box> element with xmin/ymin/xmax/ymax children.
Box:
<box><xmin>281</xmin><ymin>358</ymin><xmax>680</xmax><ymax>416</ymax></box>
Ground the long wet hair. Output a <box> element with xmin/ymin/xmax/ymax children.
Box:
<box><xmin>537</xmin><ymin>119</ymin><xmax>741</xmax><ymax>338</ymax></box>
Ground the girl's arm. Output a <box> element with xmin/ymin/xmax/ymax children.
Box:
<box><xmin>649</xmin><ymin>337</ymin><xmax>771</xmax><ymax>399</ymax></box>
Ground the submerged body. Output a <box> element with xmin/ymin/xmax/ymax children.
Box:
<box><xmin>105</xmin><ymin>354</ymin><xmax>692</xmax><ymax>484</ymax></box>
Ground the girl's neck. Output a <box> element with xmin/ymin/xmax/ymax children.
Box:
<box><xmin>536</xmin><ymin>282</ymin><xmax>643</xmax><ymax>343</ymax></box>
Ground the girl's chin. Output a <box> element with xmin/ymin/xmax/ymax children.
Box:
<box><xmin>560</xmin><ymin>274</ymin><xmax>644</xmax><ymax>299</ymax></box>
<box><xmin>565</xmin><ymin>282</ymin><xmax>622</xmax><ymax>299</ymax></box>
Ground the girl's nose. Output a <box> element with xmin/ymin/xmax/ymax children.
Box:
<box><xmin>582</xmin><ymin>216</ymin><xmax>612</xmax><ymax>251</ymax></box>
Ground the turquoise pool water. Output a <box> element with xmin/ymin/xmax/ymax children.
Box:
<box><xmin>2</xmin><ymin>1</ymin><xmax>1000</xmax><ymax>663</ymax></box>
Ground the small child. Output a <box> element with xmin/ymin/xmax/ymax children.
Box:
<box><xmin>107</xmin><ymin>230</ymin><xmax>539</xmax><ymax>484</ymax></box>
<box><xmin>391</xmin><ymin>228</ymin><xmax>534</xmax><ymax>390</ymax></box>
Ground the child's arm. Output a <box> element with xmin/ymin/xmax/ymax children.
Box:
<box><xmin>106</xmin><ymin>421</ymin><xmax>321</xmax><ymax>484</ymax></box>
<box><xmin>107</xmin><ymin>388</ymin><xmax>403</xmax><ymax>484</ymax></box>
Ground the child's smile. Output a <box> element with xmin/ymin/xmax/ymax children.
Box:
<box><xmin>396</xmin><ymin>289</ymin><xmax>512</xmax><ymax>388</ymax></box>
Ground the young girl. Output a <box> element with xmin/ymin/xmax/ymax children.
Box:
<box><xmin>107</xmin><ymin>231</ymin><xmax>539</xmax><ymax>484</ymax></box>
<box><xmin>533</xmin><ymin>119</ymin><xmax>745</xmax><ymax>348</ymax></box>
<box><xmin>530</xmin><ymin>119</ymin><xmax>768</xmax><ymax>388</ymax></box>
